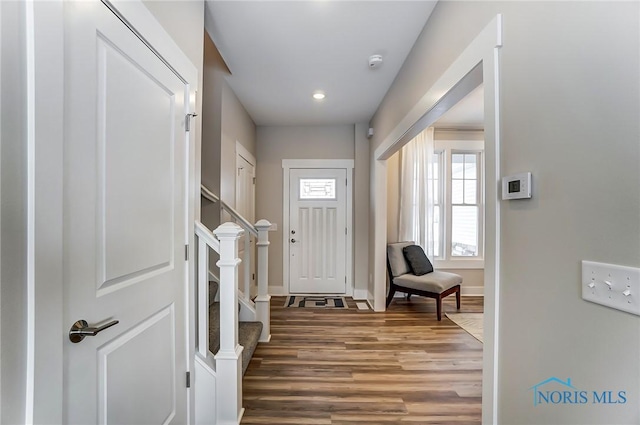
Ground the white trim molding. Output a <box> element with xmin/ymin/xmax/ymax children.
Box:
<box><xmin>282</xmin><ymin>159</ymin><xmax>355</xmax><ymax>296</ymax></box>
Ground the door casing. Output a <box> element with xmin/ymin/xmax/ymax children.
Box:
<box><xmin>282</xmin><ymin>159</ymin><xmax>354</xmax><ymax>296</ymax></box>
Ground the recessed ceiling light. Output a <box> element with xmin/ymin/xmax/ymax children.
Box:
<box><xmin>313</xmin><ymin>92</ymin><xmax>325</xmax><ymax>100</ymax></box>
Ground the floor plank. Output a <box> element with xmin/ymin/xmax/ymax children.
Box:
<box><xmin>242</xmin><ymin>296</ymin><xmax>483</xmax><ymax>424</ymax></box>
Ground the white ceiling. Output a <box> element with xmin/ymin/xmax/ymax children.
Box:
<box><xmin>433</xmin><ymin>85</ymin><xmax>484</xmax><ymax>130</ymax></box>
<box><xmin>204</xmin><ymin>1</ymin><xmax>437</xmax><ymax>126</ymax></box>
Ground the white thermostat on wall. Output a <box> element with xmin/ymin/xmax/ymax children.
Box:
<box><xmin>501</xmin><ymin>172</ymin><xmax>532</xmax><ymax>200</ymax></box>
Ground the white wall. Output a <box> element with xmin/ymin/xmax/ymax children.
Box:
<box><xmin>255</xmin><ymin>125</ymin><xmax>355</xmax><ymax>291</ymax></box>
<box><xmin>0</xmin><ymin>2</ymin><xmax>28</xmax><ymax>423</ymax></box>
<box><xmin>369</xmin><ymin>1</ymin><xmax>639</xmax><ymax>423</ymax></box>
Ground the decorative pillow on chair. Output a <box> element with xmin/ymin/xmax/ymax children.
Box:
<box><xmin>402</xmin><ymin>245</ymin><xmax>434</xmax><ymax>276</ymax></box>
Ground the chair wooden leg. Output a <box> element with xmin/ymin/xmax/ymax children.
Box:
<box><xmin>436</xmin><ymin>296</ymin><xmax>442</xmax><ymax>321</ymax></box>
<box><xmin>386</xmin><ymin>288</ymin><xmax>396</xmax><ymax>308</ymax></box>
<box><xmin>456</xmin><ymin>287</ymin><xmax>461</xmax><ymax>310</ymax></box>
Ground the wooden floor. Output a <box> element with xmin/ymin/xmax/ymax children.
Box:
<box><xmin>241</xmin><ymin>295</ymin><xmax>484</xmax><ymax>425</ymax></box>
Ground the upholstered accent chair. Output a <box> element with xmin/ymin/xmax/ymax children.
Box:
<box><xmin>386</xmin><ymin>241</ymin><xmax>462</xmax><ymax>320</ymax></box>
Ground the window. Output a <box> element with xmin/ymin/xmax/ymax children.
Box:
<box><xmin>432</xmin><ymin>144</ymin><xmax>484</xmax><ymax>265</ymax></box>
<box><xmin>299</xmin><ymin>178</ymin><xmax>336</xmax><ymax>199</ymax></box>
<box><xmin>451</xmin><ymin>153</ymin><xmax>480</xmax><ymax>257</ymax></box>
<box><xmin>431</xmin><ymin>152</ymin><xmax>443</xmax><ymax>258</ymax></box>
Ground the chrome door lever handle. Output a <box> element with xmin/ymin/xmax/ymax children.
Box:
<box><xmin>69</xmin><ymin>319</ymin><xmax>119</xmax><ymax>343</ymax></box>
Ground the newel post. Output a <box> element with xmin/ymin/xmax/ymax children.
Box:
<box><xmin>213</xmin><ymin>222</ymin><xmax>244</xmax><ymax>424</ymax></box>
<box><xmin>254</xmin><ymin>219</ymin><xmax>272</xmax><ymax>342</ymax></box>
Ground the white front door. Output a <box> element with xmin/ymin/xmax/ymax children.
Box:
<box><xmin>289</xmin><ymin>169</ymin><xmax>347</xmax><ymax>294</ymax></box>
<box><xmin>63</xmin><ymin>2</ymin><xmax>187</xmax><ymax>423</ymax></box>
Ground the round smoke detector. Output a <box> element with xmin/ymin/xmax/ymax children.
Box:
<box><xmin>368</xmin><ymin>54</ymin><xmax>383</xmax><ymax>69</ymax></box>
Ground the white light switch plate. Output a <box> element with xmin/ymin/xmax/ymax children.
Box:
<box><xmin>582</xmin><ymin>260</ymin><xmax>640</xmax><ymax>316</ymax></box>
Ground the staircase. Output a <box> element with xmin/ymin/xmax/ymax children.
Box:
<box><xmin>208</xmin><ymin>280</ymin><xmax>262</xmax><ymax>375</ymax></box>
<box><xmin>195</xmin><ymin>185</ymin><xmax>272</xmax><ymax>424</ymax></box>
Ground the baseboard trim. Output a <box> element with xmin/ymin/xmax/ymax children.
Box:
<box><xmin>268</xmin><ymin>285</ymin><xmax>285</xmax><ymax>295</ymax></box>
<box><xmin>461</xmin><ymin>286</ymin><xmax>484</xmax><ymax>296</ymax></box>
<box><xmin>353</xmin><ymin>289</ymin><xmax>368</xmax><ymax>300</ymax></box>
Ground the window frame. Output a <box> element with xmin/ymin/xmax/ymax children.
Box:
<box><xmin>433</xmin><ymin>139</ymin><xmax>484</xmax><ymax>269</ymax></box>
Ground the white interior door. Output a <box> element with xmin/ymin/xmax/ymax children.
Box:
<box><xmin>236</xmin><ymin>154</ymin><xmax>255</xmax><ymax>224</ymax></box>
<box><xmin>63</xmin><ymin>2</ymin><xmax>187</xmax><ymax>423</ymax></box>
<box><xmin>236</xmin><ymin>153</ymin><xmax>255</xmax><ymax>295</ymax></box>
<box><xmin>289</xmin><ymin>169</ymin><xmax>347</xmax><ymax>294</ymax></box>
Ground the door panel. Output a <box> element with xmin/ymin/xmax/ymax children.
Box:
<box><xmin>289</xmin><ymin>169</ymin><xmax>346</xmax><ymax>294</ymax></box>
<box><xmin>63</xmin><ymin>2</ymin><xmax>187</xmax><ymax>423</ymax></box>
<box><xmin>99</xmin><ymin>307</ymin><xmax>176</xmax><ymax>424</ymax></box>
<box><xmin>98</xmin><ymin>33</ymin><xmax>175</xmax><ymax>293</ymax></box>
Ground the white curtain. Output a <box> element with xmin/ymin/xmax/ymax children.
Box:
<box><xmin>398</xmin><ymin>127</ymin><xmax>435</xmax><ymax>257</ymax></box>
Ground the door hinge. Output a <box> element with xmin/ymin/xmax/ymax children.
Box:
<box><xmin>185</xmin><ymin>113</ymin><xmax>198</xmax><ymax>132</ymax></box>
<box><xmin>186</xmin><ymin>371</ymin><xmax>191</xmax><ymax>388</ymax></box>
<box><xmin>252</xmin><ymin>273</ymin><xmax>255</xmax><ymax>280</ymax></box>
<box><xmin>345</xmin><ymin>227</ymin><xmax>347</xmax><ymax>235</ymax></box>
<box><xmin>345</xmin><ymin>276</ymin><xmax>347</xmax><ymax>283</ymax></box>
<box><xmin>185</xmin><ymin>244</ymin><xmax>189</xmax><ymax>261</ymax></box>
<box><xmin>253</xmin><ymin>177</ymin><xmax>256</xmax><ymax>184</ymax></box>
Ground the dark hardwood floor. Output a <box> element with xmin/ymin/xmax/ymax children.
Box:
<box><xmin>242</xmin><ymin>295</ymin><xmax>484</xmax><ymax>424</ymax></box>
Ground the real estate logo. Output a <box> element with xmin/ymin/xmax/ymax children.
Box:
<box><xmin>529</xmin><ymin>377</ymin><xmax>627</xmax><ymax>406</ymax></box>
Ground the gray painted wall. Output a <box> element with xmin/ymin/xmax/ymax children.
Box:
<box><xmin>369</xmin><ymin>1</ymin><xmax>639</xmax><ymax>423</ymax></box>
<box><xmin>220</xmin><ymin>83</ymin><xmax>257</xmax><ymax>210</ymax></box>
<box><xmin>255</xmin><ymin>125</ymin><xmax>355</xmax><ymax>290</ymax></box>
<box><xmin>201</xmin><ymin>32</ymin><xmax>224</xmax><ymax>231</ymax></box>
<box><xmin>201</xmin><ymin>32</ymin><xmax>257</xmax><ymax>232</ymax></box>
<box><xmin>1</xmin><ymin>2</ymin><xmax>28</xmax><ymax>423</ymax></box>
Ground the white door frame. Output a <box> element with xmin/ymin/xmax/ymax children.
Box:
<box><xmin>283</xmin><ymin>159</ymin><xmax>354</xmax><ymax>296</ymax></box>
<box><xmin>372</xmin><ymin>15</ymin><xmax>502</xmax><ymax>424</ymax></box>
<box><xmin>27</xmin><ymin>1</ymin><xmax>198</xmax><ymax>422</ymax></box>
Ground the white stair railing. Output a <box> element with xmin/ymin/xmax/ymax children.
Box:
<box><xmin>202</xmin><ymin>184</ymin><xmax>257</xmax><ymax>305</ymax></box>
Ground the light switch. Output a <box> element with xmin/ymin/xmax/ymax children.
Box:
<box><xmin>582</xmin><ymin>261</ymin><xmax>640</xmax><ymax>316</ymax></box>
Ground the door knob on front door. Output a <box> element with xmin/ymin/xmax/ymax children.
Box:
<box><xmin>69</xmin><ymin>319</ymin><xmax>119</xmax><ymax>343</ymax></box>
<box><xmin>291</xmin><ymin>238</ymin><xmax>297</xmax><ymax>243</ymax></box>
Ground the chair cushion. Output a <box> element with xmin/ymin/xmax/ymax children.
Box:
<box><xmin>387</xmin><ymin>241</ymin><xmax>414</xmax><ymax>277</ymax></box>
<box><xmin>393</xmin><ymin>271</ymin><xmax>462</xmax><ymax>294</ymax></box>
<box><xmin>402</xmin><ymin>245</ymin><xmax>433</xmax><ymax>275</ymax></box>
